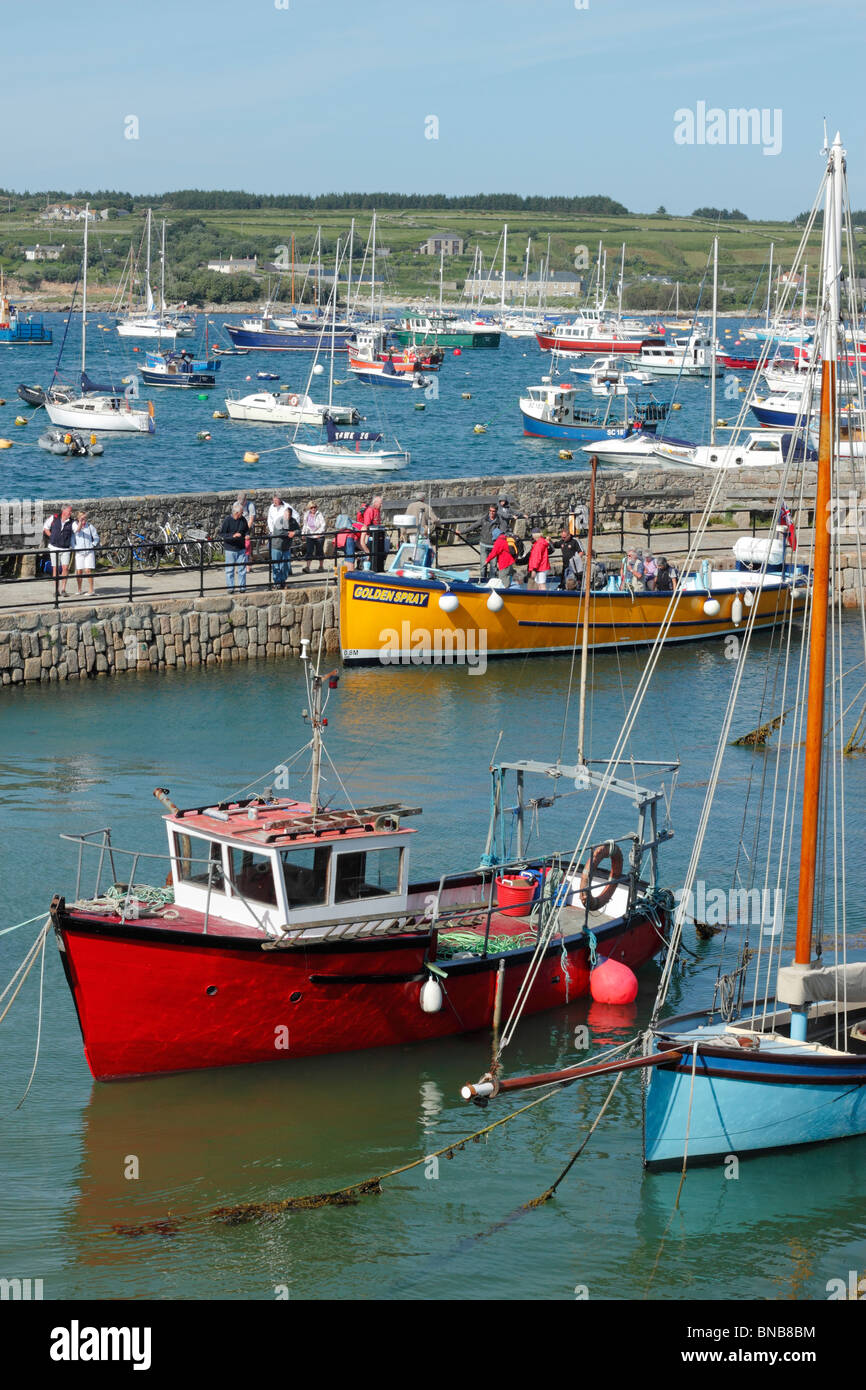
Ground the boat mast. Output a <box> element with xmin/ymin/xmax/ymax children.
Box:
<box><xmin>710</xmin><ymin>237</ymin><xmax>718</xmax><ymax>446</ymax></box>
<box><xmin>329</xmin><ymin>236</ymin><xmax>338</xmax><ymax>410</ymax></box>
<box><xmin>145</xmin><ymin>208</ymin><xmax>152</xmax><ymax>312</ymax></box>
<box><xmin>577</xmin><ymin>454</ymin><xmax>598</xmax><ymax>765</ymax></box>
<box><xmin>790</xmin><ymin>132</ymin><xmax>844</xmax><ymax>1039</ymax></box>
<box><xmin>617</xmin><ymin>242</ymin><xmax>625</xmax><ymax>320</ymax></box>
<box><xmin>346</xmin><ymin>217</ymin><xmax>354</xmax><ymax>319</ymax></box>
<box><xmin>765</xmin><ymin>241</ymin><xmax>774</xmax><ymax>329</ymax></box>
<box><xmin>500</xmin><ymin>223</ymin><xmax>507</xmax><ymax>319</ymax></box>
<box><xmin>81</xmin><ymin>203</ymin><xmax>88</xmax><ymax>378</ymax></box>
<box><xmin>438</xmin><ymin>243</ymin><xmax>444</xmax><ymax>315</ymax></box>
<box><xmin>522</xmin><ymin>238</ymin><xmax>531</xmax><ymax>320</ymax></box>
<box><xmin>291</xmin><ymin>233</ymin><xmax>295</xmax><ymax>309</ymax></box>
<box><xmin>370</xmin><ymin>211</ymin><xmax>376</xmax><ymax>323</ymax></box>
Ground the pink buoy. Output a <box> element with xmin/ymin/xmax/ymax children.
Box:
<box><xmin>453</xmin><ymin>347</ymin><xmax>462</xmax><ymax>356</ymax></box>
<box><xmin>590</xmin><ymin>956</ymin><xmax>638</xmax><ymax>1004</ymax></box>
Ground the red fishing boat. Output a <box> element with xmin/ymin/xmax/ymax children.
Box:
<box><xmin>50</xmin><ymin>650</ymin><xmax>675</xmax><ymax>1080</ymax></box>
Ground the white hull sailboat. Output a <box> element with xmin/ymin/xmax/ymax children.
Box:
<box><xmin>45</xmin><ymin>204</ymin><xmax>156</xmax><ymax>435</ymax></box>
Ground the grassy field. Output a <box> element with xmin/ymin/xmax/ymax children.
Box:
<box><xmin>0</xmin><ymin>203</ymin><xmax>839</xmax><ymax>311</ymax></box>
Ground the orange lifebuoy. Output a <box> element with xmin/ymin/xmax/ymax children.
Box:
<box><xmin>289</xmin><ymin>395</ymin><xmax>300</xmax><ymax>407</ymax></box>
<box><xmin>580</xmin><ymin>841</ymin><xmax>624</xmax><ymax>910</ymax></box>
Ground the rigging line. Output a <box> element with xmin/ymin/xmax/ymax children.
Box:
<box><xmin>523</xmin><ymin>1065</ymin><xmax>627</xmax><ymax>1207</ymax></box>
<box><xmin>655</xmin><ymin>455</ymin><xmax>799</xmax><ymax>1021</ymax></box>
<box><xmin>225</xmin><ymin>742</ymin><xmax>314</xmax><ymax>802</ymax></box>
<box><xmin>15</xmin><ymin>924</ymin><xmax>48</xmax><ymax>1109</ymax></box>
<box><xmin>500</xmin><ymin>488</ymin><xmax>730</xmax><ymax>1048</ymax></box>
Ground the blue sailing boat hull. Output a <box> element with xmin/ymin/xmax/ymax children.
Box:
<box><xmin>643</xmin><ymin>1011</ymin><xmax>866</xmax><ymax>1168</ymax></box>
<box><xmin>224</xmin><ymin>323</ymin><xmax>353</xmax><ymax>351</ymax></box>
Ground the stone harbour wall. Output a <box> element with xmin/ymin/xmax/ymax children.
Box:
<box><xmin>0</xmin><ymin>587</ymin><xmax>336</xmax><ymax>686</ymax></box>
<box><xmin>35</xmin><ymin>463</ymin><xmax>846</xmax><ymax>545</ymax></box>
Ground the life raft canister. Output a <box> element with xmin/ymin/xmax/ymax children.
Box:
<box><xmin>579</xmin><ymin>841</ymin><xmax>624</xmax><ymax>911</ymax></box>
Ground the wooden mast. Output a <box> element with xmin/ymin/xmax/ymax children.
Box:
<box><xmin>792</xmin><ymin>133</ymin><xmax>843</xmax><ymax>988</ymax></box>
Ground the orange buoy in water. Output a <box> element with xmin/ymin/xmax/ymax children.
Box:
<box><xmin>589</xmin><ymin>956</ymin><xmax>638</xmax><ymax>1005</ymax></box>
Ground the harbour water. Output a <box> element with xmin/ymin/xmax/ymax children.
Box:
<box><xmin>2</xmin><ymin>628</ymin><xmax>865</xmax><ymax>1301</ymax></box>
<box><xmin>3</xmin><ymin>313</ymin><xmax>746</xmax><ymax>498</ymax></box>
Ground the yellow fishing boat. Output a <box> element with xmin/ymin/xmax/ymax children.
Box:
<box><xmin>338</xmin><ymin>545</ymin><xmax>808</xmax><ymax>667</ymax></box>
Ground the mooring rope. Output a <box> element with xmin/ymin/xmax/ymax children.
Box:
<box><xmin>0</xmin><ymin>921</ymin><xmax>50</xmax><ymax>1027</ymax></box>
<box><xmin>107</xmin><ymin>1081</ymin><xmax>574</xmax><ymax>1238</ymax></box>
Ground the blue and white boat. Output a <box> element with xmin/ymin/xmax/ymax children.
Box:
<box><xmin>519</xmin><ymin>380</ymin><xmax>661</xmax><ymax>442</ymax></box>
<box><xmin>138</xmin><ymin>349</ymin><xmax>219</xmax><ymax>388</ymax></box>
<box><xmin>644</xmin><ymin>132</ymin><xmax>866</xmax><ymax>1169</ymax></box>
<box><xmin>225</xmin><ymin>308</ymin><xmax>353</xmax><ymax>352</ymax></box>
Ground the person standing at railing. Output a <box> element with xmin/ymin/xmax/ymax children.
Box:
<box><xmin>237</xmin><ymin>492</ymin><xmax>256</xmax><ymax>569</ymax></box>
<box><xmin>72</xmin><ymin>511</ymin><xmax>100</xmax><ymax>596</ymax></box>
<box><xmin>301</xmin><ymin>501</ymin><xmax>326</xmax><ymax>573</ymax></box>
<box><xmin>267</xmin><ymin>494</ymin><xmax>295</xmax><ymax>589</ymax></box>
<box><xmin>479</xmin><ymin>503</ymin><xmax>501</xmax><ymax>579</ymax></box>
<box><xmin>220</xmin><ymin>502</ymin><xmax>249</xmax><ymax>593</ymax></box>
<box><xmin>43</xmin><ymin>504</ymin><xmax>74</xmax><ymax>596</ymax></box>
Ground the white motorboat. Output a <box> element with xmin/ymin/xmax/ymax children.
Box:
<box><xmin>225</xmin><ymin>390</ymin><xmax>359</xmax><ymax>425</ymax></box>
<box><xmin>653</xmin><ymin>429</ymin><xmax>818</xmax><ymax>470</ymax></box>
<box><xmin>638</xmin><ymin>334</ymin><xmax>721</xmax><ymax>377</ymax></box>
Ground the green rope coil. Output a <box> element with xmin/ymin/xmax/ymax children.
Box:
<box><xmin>106</xmin><ymin>883</ymin><xmax>175</xmax><ymax>908</ymax></box>
<box><xmin>436</xmin><ymin>930</ymin><xmax>536</xmax><ymax>959</ymax></box>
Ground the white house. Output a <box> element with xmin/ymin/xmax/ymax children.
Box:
<box><xmin>207</xmin><ymin>255</ymin><xmax>258</xmax><ymax>275</ymax></box>
<box><xmin>24</xmin><ymin>244</ymin><xmax>65</xmax><ymax>262</ymax></box>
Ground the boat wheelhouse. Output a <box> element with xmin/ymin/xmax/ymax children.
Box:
<box><xmin>638</xmin><ymin>334</ymin><xmax>721</xmax><ymax>377</ymax></box>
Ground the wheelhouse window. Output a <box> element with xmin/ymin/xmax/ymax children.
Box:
<box><xmin>227</xmin><ymin>846</ymin><xmax>278</xmax><ymax>907</ymax></box>
<box><xmin>174</xmin><ymin>833</ymin><xmax>225</xmax><ymax>890</ymax></box>
<box><xmin>279</xmin><ymin>845</ymin><xmax>330</xmax><ymax>909</ymax></box>
<box><xmin>333</xmin><ymin>846</ymin><xmax>403</xmax><ymax>904</ymax></box>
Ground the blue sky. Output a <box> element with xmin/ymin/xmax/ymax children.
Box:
<box><xmin>5</xmin><ymin>0</ymin><xmax>864</xmax><ymax>217</ymax></box>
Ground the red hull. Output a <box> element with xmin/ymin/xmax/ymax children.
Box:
<box><xmin>536</xmin><ymin>332</ymin><xmax>650</xmax><ymax>354</ymax></box>
<box><xmin>54</xmin><ymin>907</ymin><xmax>664</xmax><ymax>1079</ymax></box>
<box><xmin>720</xmin><ymin>355</ymin><xmax>758</xmax><ymax>370</ymax></box>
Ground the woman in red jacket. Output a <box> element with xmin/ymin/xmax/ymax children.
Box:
<box><xmin>487</xmin><ymin>531</ymin><xmax>518</xmax><ymax>587</ymax></box>
<box><xmin>527</xmin><ymin>529</ymin><xmax>551</xmax><ymax>588</ymax></box>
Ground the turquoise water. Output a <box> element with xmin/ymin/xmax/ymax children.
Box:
<box><xmin>2</xmin><ymin>626</ymin><xmax>865</xmax><ymax>1301</ymax></box>
<box><xmin>2</xmin><ymin>314</ymin><xmax>747</xmax><ymax>497</ymax></box>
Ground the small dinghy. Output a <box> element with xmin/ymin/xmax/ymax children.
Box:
<box><xmin>38</xmin><ymin>428</ymin><xmax>104</xmax><ymax>458</ymax></box>
<box><xmin>256</xmin><ymin>370</ymin><xmax>280</xmax><ymax>381</ymax></box>
<box><xmin>18</xmin><ymin>382</ymin><xmax>46</xmax><ymax>408</ymax></box>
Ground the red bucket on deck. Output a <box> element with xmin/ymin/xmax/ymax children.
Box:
<box><xmin>495</xmin><ymin>872</ymin><xmax>539</xmax><ymax>917</ymax></box>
